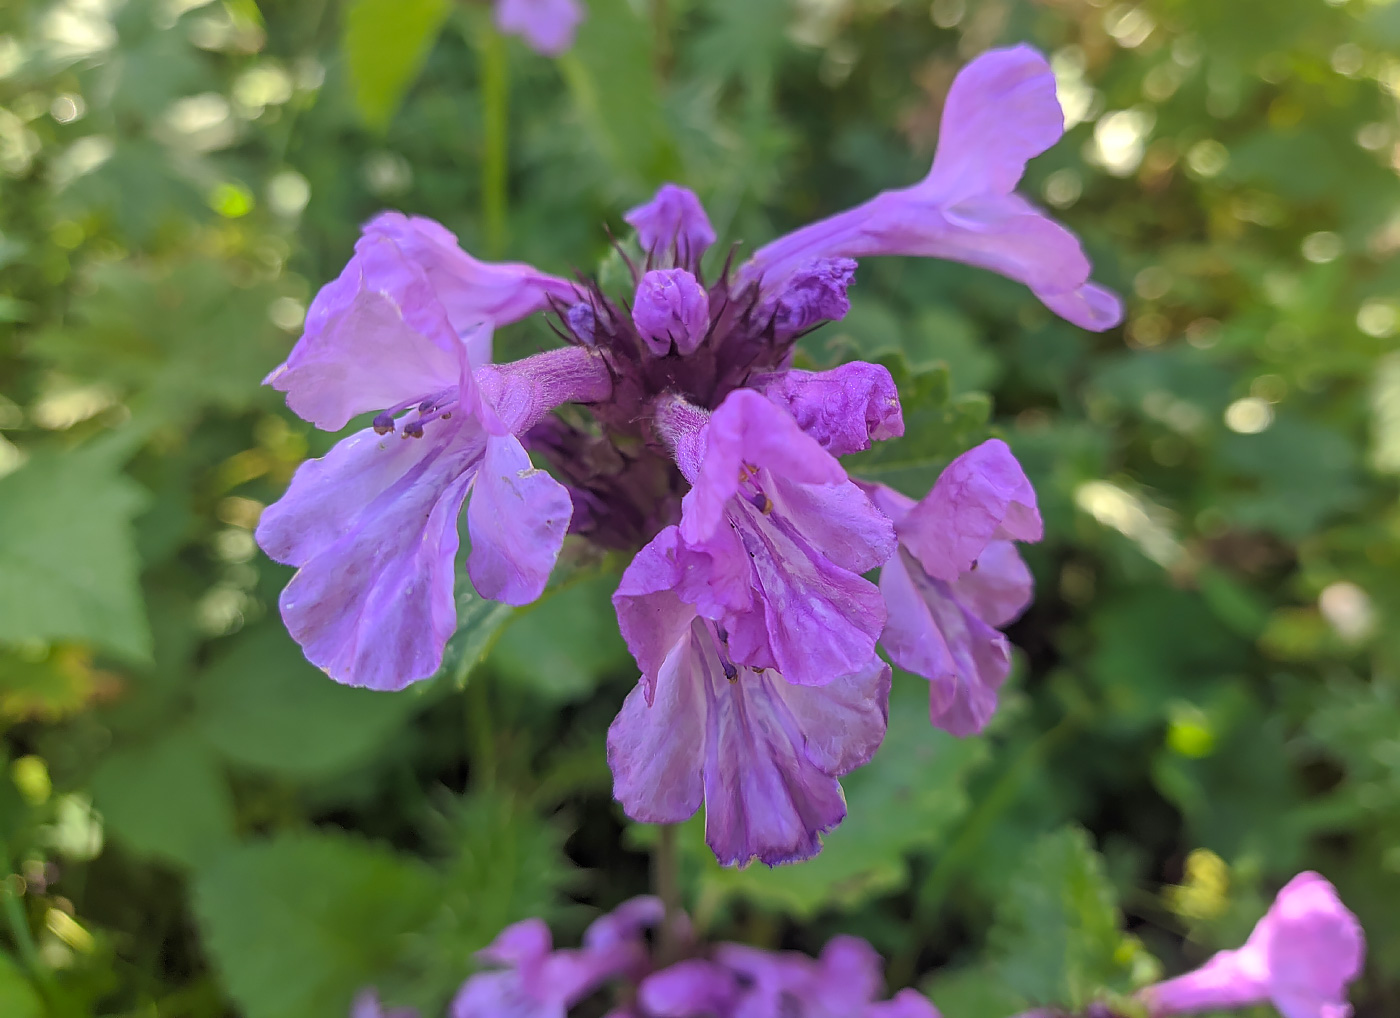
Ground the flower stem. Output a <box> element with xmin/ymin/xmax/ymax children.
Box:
<box><xmin>653</xmin><ymin>823</ymin><xmax>684</xmax><ymax>964</ymax></box>
<box><xmin>477</xmin><ymin>19</ymin><xmax>509</xmax><ymax>258</ymax></box>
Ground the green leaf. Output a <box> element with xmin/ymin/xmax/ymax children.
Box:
<box><xmin>195</xmin><ymin>626</ymin><xmax>422</xmax><ymax>779</ymax></box>
<box><xmin>91</xmin><ymin>727</ymin><xmax>234</xmax><ymax>868</ymax></box>
<box><xmin>558</xmin><ymin>0</ymin><xmax>679</xmax><ymax>189</ymax></box>
<box><xmin>194</xmin><ymin>832</ymin><xmax>439</xmax><ymax>1018</ymax></box>
<box><xmin>986</xmin><ymin>826</ymin><xmax>1141</xmax><ymax>1010</ymax></box>
<box><xmin>0</xmin><ymin>444</ymin><xmax>150</xmax><ymax>660</ymax></box>
<box><xmin>29</xmin><ymin>258</ymin><xmax>291</xmax><ymax>428</ymax></box>
<box><xmin>688</xmin><ymin>672</ymin><xmax>988</xmax><ymax>916</ymax></box>
<box><xmin>342</xmin><ymin>0</ymin><xmax>450</xmax><ymax>130</ymax></box>
<box><xmin>0</xmin><ymin>953</ymin><xmax>42</xmax><ymax>1018</ymax></box>
<box><xmin>437</xmin><ymin>580</ymin><xmax>517</xmax><ymax>687</ymax></box>
<box><xmin>488</xmin><ymin>573</ymin><xmax>630</xmax><ymax>701</ymax></box>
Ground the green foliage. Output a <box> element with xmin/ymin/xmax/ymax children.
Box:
<box><xmin>0</xmin><ymin>444</ymin><xmax>149</xmax><ymax>660</ymax></box>
<box><xmin>343</xmin><ymin>0</ymin><xmax>452</xmax><ymax>131</ymax></box>
<box><xmin>2</xmin><ymin>0</ymin><xmax>1399</xmax><ymax>1012</ymax></box>
<box><xmin>194</xmin><ymin>832</ymin><xmax>440</xmax><ymax>1018</ymax></box>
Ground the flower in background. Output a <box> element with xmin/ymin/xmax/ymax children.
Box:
<box><xmin>494</xmin><ymin>0</ymin><xmax>585</xmax><ymax>56</ymax></box>
<box><xmin>1140</xmin><ymin>872</ymin><xmax>1364</xmax><ymax>1018</ymax></box>
<box><xmin>450</xmin><ymin>898</ymin><xmax>941</xmax><ymax>1018</ymax></box>
<box><xmin>261</xmin><ymin>43</ymin><xmax>1117</xmax><ymax>865</ymax></box>
<box><xmin>350</xmin><ymin>989</ymin><xmax>417</xmax><ymax>1018</ymax></box>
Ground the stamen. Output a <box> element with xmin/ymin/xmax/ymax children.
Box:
<box><xmin>747</xmin><ymin>491</ymin><xmax>773</xmax><ymax>515</ymax></box>
<box><xmin>708</xmin><ymin>623</ymin><xmax>740</xmax><ymax>682</ymax></box>
<box><xmin>374</xmin><ymin>388</ymin><xmax>456</xmax><ymax>437</ymax></box>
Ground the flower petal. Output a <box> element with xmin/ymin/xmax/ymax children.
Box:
<box><xmin>466</xmin><ymin>434</ymin><xmax>573</xmax><ymax>605</ymax></box>
<box><xmin>879</xmin><ymin>550</ymin><xmax>1011</xmax><ymax>737</ymax></box>
<box><xmin>898</xmin><ymin>438</ymin><xmax>1042</xmax><ymax>583</ymax></box>
<box><xmin>624</xmin><ymin>184</ymin><xmax>717</xmax><ymax>267</ymax></box>
<box><xmin>607</xmin><ymin>623</ymin><xmax>708</xmax><ymax>824</ymax></box>
<box><xmin>369</xmin><ymin>212</ymin><xmax>578</xmax><ymax>328</ymax></box>
<box><xmin>256</xmin><ymin>422</ymin><xmax>485</xmax><ymax>690</ymax></box>
<box><xmin>683</xmin><ymin>389</ymin><xmax>846</xmax><ymax>544</ymax></box>
<box><xmin>924</xmin><ymin>44</ymin><xmax>1064</xmax><ymax>206</ymax></box>
<box><xmin>950</xmin><ymin>540</ymin><xmax>1034</xmax><ymax>629</ymax></box>
<box><xmin>264</xmin><ymin>232</ymin><xmax>468</xmax><ymax>431</ymax></box>
<box><xmin>613</xmin><ymin>527</ymin><xmax>695</xmax><ymax>698</ymax></box>
<box><xmin>756</xmin><ymin>361</ymin><xmax>904</xmax><ymax>457</ymax></box>
<box><xmin>703</xmin><ymin>667</ymin><xmax>850</xmax><ymax>866</ymax></box>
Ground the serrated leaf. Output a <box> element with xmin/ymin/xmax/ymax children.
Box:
<box><xmin>342</xmin><ymin>0</ymin><xmax>450</xmax><ymax>130</ymax></box>
<box><xmin>986</xmin><ymin>826</ymin><xmax>1138</xmax><ymax>1010</ymax></box>
<box><xmin>193</xmin><ymin>832</ymin><xmax>439</xmax><ymax>1018</ymax></box>
<box><xmin>0</xmin><ymin>445</ymin><xmax>150</xmax><ymax>660</ymax></box>
<box><xmin>195</xmin><ymin>626</ymin><xmax>422</xmax><ymax>779</ymax></box>
<box><xmin>90</xmin><ymin>726</ymin><xmax>234</xmax><ymax>868</ymax></box>
<box><xmin>689</xmin><ymin>672</ymin><xmax>988</xmax><ymax>916</ymax></box>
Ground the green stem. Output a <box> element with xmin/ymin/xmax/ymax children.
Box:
<box><xmin>477</xmin><ymin>21</ymin><xmax>510</xmax><ymax>258</ymax></box>
<box><xmin>653</xmin><ymin>824</ymin><xmax>684</xmax><ymax>965</ymax></box>
<box><xmin>467</xmin><ymin>677</ymin><xmax>497</xmax><ymax>792</ymax></box>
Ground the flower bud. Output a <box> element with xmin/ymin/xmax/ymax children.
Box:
<box><xmin>632</xmin><ymin>269</ymin><xmax>711</xmax><ymax>356</ymax></box>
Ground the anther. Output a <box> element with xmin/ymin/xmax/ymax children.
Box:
<box><xmin>747</xmin><ymin>491</ymin><xmax>773</xmax><ymax>514</ymax></box>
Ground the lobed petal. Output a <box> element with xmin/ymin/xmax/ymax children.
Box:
<box><xmin>898</xmin><ymin>438</ymin><xmax>1042</xmax><ymax>584</ymax></box>
<box><xmin>879</xmin><ymin>549</ymin><xmax>1011</xmax><ymax>736</ymax></box>
<box><xmin>923</xmin><ymin>44</ymin><xmax>1064</xmax><ymax>206</ymax></box>
<box><xmin>264</xmin><ymin>233</ymin><xmax>468</xmax><ymax>431</ymax></box>
<box><xmin>466</xmin><ymin>434</ymin><xmax>574</xmax><ymax>605</ymax></box>
<box><xmin>256</xmin><ymin>421</ymin><xmax>486</xmax><ymax>690</ymax></box>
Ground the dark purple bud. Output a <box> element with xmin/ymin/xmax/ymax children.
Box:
<box><xmin>624</xmin><ymin>184</ymin><xmax>716</xmax><ymax>267</ymax></box>
<box><xmin>764</xmin><ymin>257</ymin><xmax>857</xmax><ymax>338</ymax></box>
<box><xmin>632</xmin><ymin>269</ymin><xmax>711</xmax><ymax>356</ymax></box>
<box><xmin>566</xmin><ymin>302</ymin><xmax>598</xmax><ymax>345</ymax></box>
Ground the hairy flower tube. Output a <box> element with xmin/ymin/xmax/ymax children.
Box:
<box><xmin>1139</xmin><ymin>872</ymin><xmax>1365</xmax><ymax>1018</ymax></box>
<box><xmin>259</xmin><ymin>44</ymin><xmax>1119</xmax><ymax>865</ymax></box>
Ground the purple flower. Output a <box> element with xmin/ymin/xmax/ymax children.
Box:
<box><xmin>1140</xmin><ymin>872</ymin><xmax>1364</xmax><ymax>1018</ymax></box>
<box><xmin>640</xmin><ymin>935</ymin><xmax>942</xmax><ymax>1018</ymax></box>
<box><xmin>259</xmin><ymin>305</ymin><xmax>611</xmax><ymax>689</ymax></box>
<box><xmin>655</xmin><ymin>389</ymin><xmax>896</xmax><ymax>687</ymax></box>
<box><xmin>452</xmin><ymin>898</ymin><xmax>666</xmax><ymax>1018</ymax></box>
<box><xmin>632</xmin><ymin>269</ymin><xmax>712</xmax><ymax>355</ymax></box>
<box><xmin>494</xmin><ymin>0</ymin><xmax>585</xmax><ymax>56</ymax></box>
<box><xmin>265</xmin><ymin>214</ymin><xmax>579</xmax><ymax>430</ymax></box>
<box><xmin>753</xmin><ymin>361</ymin><xmax>904</xmax><ymax>457</ymax></box>
<box><xmin>739</xmin><ymin>45</ymin><xmax>1121</xmax><ymax>331</ymax></box>
<box><xmin>625</xmin><ymin>184</ymin><xmax>717</xmax><ymax>270</ymax></box>
<box><xmin>607</xmin><ymin>390</ymin><xmax>895</xmax><ymax>865</ymax></box>
<box><xmin>865</xmin><ymin>439</ymin><xmax>1042</xmax><ymax>736</ymax></box>
<box><xmin>760</xmin><ymin>257</ymin><xmax>858</xmax><ymax>340</ymax></box>
<box><xmin>350</xmin><ymin>989</ymin><xmax>417</xmax><ymax>1018</ymax></box>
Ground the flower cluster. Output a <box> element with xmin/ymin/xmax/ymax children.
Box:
<box><xmin>353</xmin><ymin>872</ymin><xmax>1363</xmax><ymax>1018</ymax></box>
<box><xmin>258</xmin><ymin>45</ymin><xmax>1120</xmax><ymax>867</ymax></box>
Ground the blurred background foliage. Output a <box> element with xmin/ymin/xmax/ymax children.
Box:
<box><xmin>0</xmin><ymin>0</ymin><xmax>1398</xmax><ymax>1015</ymax></box>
